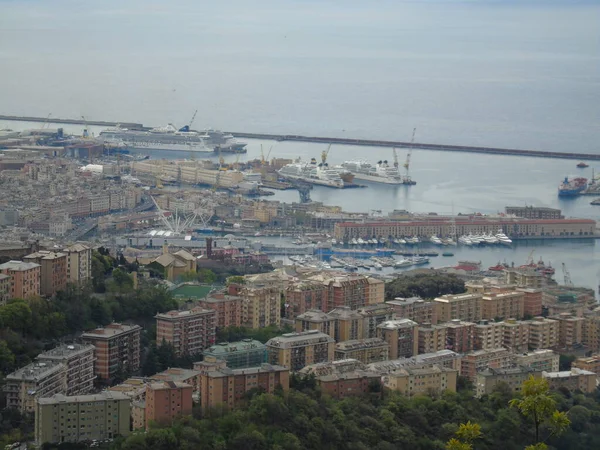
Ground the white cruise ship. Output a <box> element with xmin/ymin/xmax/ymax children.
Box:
<box><xmin>100</xmin><ymin>124</ymin><xmax>212</xmax><ymax>153</ymax></box>
<box><xmin>278</xmin><ymin>159</ymin><xmax>344</xmax><ymax>188</ymax></box>
<box><xmin>341</xmin><ymin>160</ymin><xmax>404</xmax><ymax>184</ymax></box>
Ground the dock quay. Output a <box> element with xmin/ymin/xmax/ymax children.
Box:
<box><xmin>2</xmin><ymin>114</ymin><xmax>600</xmax><ymax>161</ymax></box>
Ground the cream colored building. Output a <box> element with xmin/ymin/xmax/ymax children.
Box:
<box><xmin>528</xmin><ymin>317</ymin><xmax>559</xmax><ymax>349</ymax></box>
<box><xmin>377</xmin><ymin>319</ymin><xmax>419</xmax><ymax>359</ymax></box>
<box><xmin>552</xmin><ymin>314</ymin><xmax>585</xmax><ymax>349</ymax></box>
<box><xmin>36</xmin><ymin>344</ymin><xmax>96</xmax><ymax>396</ymax></box>
<box><xmin>583</xmin><ymin>315</ymin><xmax>600</xmax><ymax>352</ymax></box>
<box><xmin>328</xmin><ymin>306</ymin><xmax>364</xmax><ymax>342</ymax></box>
<box><xmin>63</xmin><ymin>243</ymin><xmax>92</xmax><ymax>283</ymax></box>
<box><xmin>461</xmin><ymin>348</ymin><xmax>512</xmax><ymax>380</ymax></box>
<box><xmin>475</xmin><ymin>367</ymin><xmax>541</xmax><ymax>398</ymax></box>
<box><xmin>474</xmin><ymin>320</ymin><xmax>504</xmax><ymax>350</ymax></box>
<box><xmin>383</xmin><ymin>365</ymin><xmax>458</xmax><ymax>397</ymax></box>
<box><xmin>481</xmin><ymin>291</ymin><xmax>524</xmax><ymax>320</ymax></box>
<box><xmin>502</xmin><ymin>319</ymin><xmax>530</xmax><ymax>352</ymax></box>
<box><xmin>35</xmin><ymin>391</ymin><xmax>131</xmax><ymax>445</ymax></box>
<box><xmin>434</xmin><ymin>293</ymin><xmax>482</xmax><ymax>323</ymax></box>
<box><xmin>386</xmin><ymin>297</ymin><xmax>438</xmax><ymax>324</ymax></box>
<box><xmin>238</xmin><ymin>283</ymin><xmax>281</xmax><ymax>329</ymax></box>
<box><xmin>573</xmin><ymin>355</ymin><xmax>600</xmax><ymax>375</ymax></box>
<box><xmin>334</xmin><ymin>338</ymin><xmax>389</xmax><ymax>364</ymax></box>
<box><xmin>418</xmin><ymin>323</ymin><xmax>447</xmax><ymax>354</ymax></box>
<box><xmin>513</xmin><ymin>349</ymin><xmax>559</xmax><ymax>373</ymax></box>
<box><xmin>4</xmin><ymin>361</ymin><xmax>67</xmax><ymax>413</ymax></box>
<box><xmin>266</xmin><ymin>330</ymin><xmax>335</xmax><ymax>372</ymax></box>
<box><xmin>543</xmin><ymin>368</ymin><xmax>598</xmax><ymax>393</ymax></box>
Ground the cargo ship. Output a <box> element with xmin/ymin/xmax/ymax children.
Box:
<box><xmin>558</xmin><ymin>176</ymin><xmax>588</xmax><ymax>197</ymax></box>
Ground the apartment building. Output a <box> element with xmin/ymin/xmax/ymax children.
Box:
<box><xmin>266</xmin><ymin>330</ymin><xmax>335</xmax><ymax>372</ymax></box>
<box><xmin>504</xmin><ymin>268</ymin><xmax>543</xmax><ymax>289</ymax></box>
<box><xmin>475</xmin><ymin>367</ymin><xmax>542</xmax><ymax>398</ymax></box>
<box><xmin>357</xmin><ymin>303</ymin><xmax>395</xmax><ymax>338</ymax></box>
<box><xmin>239</xmin><ymin>284</ymin><xmax>281</xmax><ymax>329</ymax></box>
<box><xmin>553</xmin><ymin>314</ymin><xmax>585</xmax><ymax>349</ymax></box>
<box><xmin>387</xmin><ymin>297</ymin><xmax>438</xmax><ymax>324</ymax></box>
<box><xmin>155</xmin><ymin>307</ymin><xmax>216</xmax><ymax>357</ymax></box>
<box><xmin>285</xmin><ymin>281</ymin><xmax>327</xmax><ymax>319</ymax></box>
<box><xmin>543</xmin><ymin>368</ymin><xmax>597</xmax><ymax>393</ymax></box>
<box><xmin>4</xmin><ymin>361</ymin><xmax>67</xmax><ymax>413</ymax></box>
<box><xmin>63</xmin><ymin>243</ymin><xmax>92</xmax><ymax>283</ymax></box>
<box><xmin>502</xmin><ymin>319</ymin><xmax>530</xmax><ymax>352</ymax></box>
<box><xmin>573</xmin><ymin>355</ymin><xmax>600</xmax><ymax>375</ymax></box>
<box><xmin>505</xmin><ymin>206</ymin><xmax>563</xmax><ymax>220</ymax></box>
<box><xmin>152</xmin><ymin>368</ymin><xmax>202</xmax><ymax>397</ymax></box>
<box><xmin>23</xmin><ymin>251</ymin><xmax>68</xmax><ymax>296</ymax></box>
<box><xmin>513</xmin><ymin>349</ymin><xmax>559</xmax><ymax>373</ymax></box>
<box><xmin>300</xmin><ymin>360</ymin><xmax>380</xmax><ymax>399</ymax></box>
<box><xmin>367</xmin><ymin>350</ymin><xmax>463</xmax><ymax>375</ymax></box>
<box><xmin>473</xmin><ymin>320</ymin><xmax>504</xmax><ymax>351</ymax></box>
<box><xmin>383</xmin><ymin>365</ymin><xmax>458</xmax><ymax>397</ymax></box>
<box><xmin>0</xmin><ymin>273</ymin><xmax>10</xmax><ymax>305</ymax></box>
<box><xmin>197</xmin><ymin>292</ymin><xmax>243</xmax><ymax>328</ymax></box>
<box><xmin>35</xmin><ymin>391</ymin><xmax>131</xmax><ymax>446</ymax></box>
<box><xmin>461</xmin><ymin>348</ymin><xmax>513</xmax><ymax>380</ymax></box>
<box><xmin>199</xmin><ymin>363</ymin><xmax>289</xmax><ymax>411</ymax></box>
<box><xmin>417</xmin><ymin>323</ymin><xmax>447</xmax><ymax>354</ymax></box>
<box><xmin>324</xmin><ymin>274</ymin><xmax>384</xmax><ymax>311</ymax></box>
<box><xmin>36</xmin><ymin>344</ymin><xmax>96</xmax><ymax>396</ymax></box>
<box><xmin>516</xmin><ymin>288</ymin><xmax>543</xmax><ymax>317</ymax></box>
<box><xmin>203</xmin><ymin>340</ymin><xmax>267</xmax><ymax>369</ymax></box>
<box><xmin>0</xmin><ymin>260</ymin><xmax>41</xmax><ymax>299</ymax></box>
<box><xmin>334</xmin><ymin>338</ymin><xmax>389</xmax><ymax>364</ymax></box>
<box><xmin>443</xmin><ymin>320</ymin><xmax>475</xmax><ymax>353</ymax></box>
<box><xmin>328</xmin><ymin>306</ymin><xmax>365</xmax><ymax>342</ymax></box>
<box><xmin>481</xmin><ymin>291</ymin><xmax>524</xmax><ymax>320</ymax></box>
<box><xmin>295</xmin><ymin>309</ymin><xmax>335</xmax><ymax>336</ymax></box>
<box><xmin>81</xmin><ymin>323</ymin><xmax>142</xmax><ymax>382</ymax></box>
<box><xmin>145</xmin><ymin>381</ymin><xmax>193</xmax><ymax>428</ymax></box>
<box><xmin>583</xmin><ymin>315</ymin><xmax>600</xmax><ymax>352</ymax></box>
<box><xmin>528</xmin><ymin>317</ymin><xmax>559</xmax><ymax>349</ymax></box>
<box><xmin>377</xmin><ymin>319</ymin><xmax>419</xmax><ymax>359</ymax></box>
<box><xmin>434</xmin><ymin>293</ymin><xmax>482</xmax><ymax>323</ymax></box>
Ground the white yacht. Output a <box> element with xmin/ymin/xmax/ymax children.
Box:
<box><xmin>357</xmin><ymin>238</ymin><xmax>365</xmax><ymax>245</ymax></box>
<box><xmin>495</xmin><ymin>229</ymin><xmax>513</xmax><ymax>245</ymax></box>
<box><xmin>430</xmin><ymin>235</ymin><xmax>443</xmax><ymax>245</ymax></box>
<box><xmin>483</xmin><ymin>234</ymin><xmax>499</xmax><ymax>244</ymax></box>
<box><xmin>458</xmin><ymin>235</ymin><xmax>473</xmax><ymax>246</ymax></box>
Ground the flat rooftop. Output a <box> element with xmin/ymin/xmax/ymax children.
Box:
<box><xmin>81</xmin><ymin>323</ymin><xmax>141</xmax><ymax>339</ymax></box>
<box><xmin>6</xmin><ymin>360</ymin><xmax>65</xmax><ymax>381</ymax></box>
<box><xmin>37</xmin><ymin>391</ymin><xmax>129</xmax><ymax>405</ymax></box>
<box><xmin>37</xmin><ymin>343</ymin><xmax>95</xmax><ymax>360</ymax></box>
<box><xmin>0</xmin><ymin>260</ymin><xmax>40</xmax><ymax>271</ymax></box>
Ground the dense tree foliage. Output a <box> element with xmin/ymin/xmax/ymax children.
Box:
<box><xmin>385</xmin><ymin>273</ymin><xmax>466</xmax><ymax>300</ymax></box>
<box><xmin>216</xmin><ymin>324</ymin><xmax>294</xmax><ymax>344</ymax></box>
<box><xmin>109</xmin><ymin>382</ymin><xmax>600</xmax><ymax>450</ymax></box>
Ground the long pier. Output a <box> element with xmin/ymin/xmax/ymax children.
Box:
<box><xmin>1</xmin><ymin>114</ymin><xmax>599</xmax><ymax>161</ymax></box>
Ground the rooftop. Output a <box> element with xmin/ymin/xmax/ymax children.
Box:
<box><xmin>206</xmin><ymin>363</ymin><xmax>288</xmax><ymax>378</ymax></box>
<box><xmin>377</xmin><ymin>319</ymin><xmax>418</xmax><ymax>330</ymax></box>
<box><xmin>266</xmin><ymin>330</ymin><xmax>335</xmax><ymax>348</ymax></box>
<box><xmin>204</xmin><ymin>339</ymin><xmax>266</xmax><ymax>356</ymax></box>
<box><xmin>387</xmin><ymin>297</ymin><xmax>427</xmax><ymax>306</ymax></box>
<box><xmin>37</xmin><ymin>390</ymin><xmax>129</xmax><ymax>405</ymax></box>
<box><xmin>151</xmin><ymin>367</ymin><xmax>201</xmax><ymax>383</ymax></box>
<box><xmin>366</xmin><ymin>350</ymin><xmax>461</xmax><ymax>373</ymax></box>
<box><xmin>6</xmin><ymin>360</ymin><xmax>65</xmax><ymax>381</ymax></box>
<box><xmin>24</xmin><ymin>251</ymin><xmax>66</xmax><ymax>260</ymax></box>
<box><xmin>37</xmin><ymin>343</ymin><xmax>95</xmax><ymax>360</ymax></box>
<box><xmin>155</xmin><ymin>307</ymin><xmax>215</xmax><ymax>320</ymax></box>
<box><xmin>148</xmin><ymin>381</ymin><xmax>192</xmax><ymax>391</ymax></box>
<box><xmin>335</xmin><ymin>338</ymin><xmax>389</xmax><ymax>351</ymax></box>
<box><xmin>543</xmin><ymin>368</ymin><xmax>596</xmax><ymax>379</ymax></box>
<box><xmin>0</xmin><ymin>260</ymin><xmax>40</xmax><ymax>271</ymax></box>
<box><xmin>81</xmin><ymin>323</ymin><xmax>141</xmax><ymax>339</ymax></box>
<box><xmin>295</xmin><ymin>309</ymin><xmax>332</xmax><ymax>322</ymax></box>
<box><xmin>63</xmin><ymin>243</ymin><xmax>90</xmax><ymax>253</ymax></box>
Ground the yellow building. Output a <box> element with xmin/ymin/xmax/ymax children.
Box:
<box><xmin>473</xmin><ymin>320</ymin><xmax>504</xmax><ymax>350</ymax></box>
<box><xmin>295</xmin><ymin>309</ymin><xmax>335</xmax><ymax>336</ymax></box>
<box><xmin>583</xmin><ymin>315</ymin><xmax>600</xmax><ymax>352</ymax></box>
<box><xmin>334</xmin><ymin>338</ymin><xmax>390</xmax><ymax>364</ymax></box>
<box><xmin>62</xmin><ymin>243</ymin><xmax>92</xmax><ymax>284</ymax></box>
<box><xmin>240</xmin><ymin>284</ymin><xmax>281</xmax><ymax>329</ymax></box>
<box><xmin>387</xmin><ymin>297</ymin><xmax>438</xmax><ymax>324</ymax></box>
<box><xmin>543</xmin><ymin>368</ymin><xmax>597</xmax><ymax>393</ymax></box>
<box><xmin>35</xmin><ymin>391</ymin><xmax>131</xmax><ymax>446</ymax></box>
<box><xmin>528</xmin><ymin>317</ymin><xmax>559</xmax><ymax>349</ymax></box>
<box><xmin>481</xmin><ymin>291</ymin><xmax>524</xmax><ymax>320</ymax></box>
<box><xmin>327</xmin><ymin>306</ymin><xmax>365</xmax><ymax>342</ymax></box>
<box><xmin>417</xmin><ymin>323</ymin><xmax>447</xmax><ymax>354</ymax></box>
<box><xmin>573</xmin><ymin>355</ymin><xmax>600</xmax><ymax>375</ymax></box>
<box><xmin>4</xmin><ymin>361</ymin><xmax>67</xmax><ymax>413</ymax></box>
<box><xmin>552</xmin><ymin>313</ymin><xmax>585</xmax><ymax>349</ymax></box>
<box><xmin>475</xmin><ymin>367</ymin><xmax>541</xmax><ymax>398</ymax></box>
<box><xmin>377</xmin><ymin>319</ymin><xmax>419</xmax><ymax>359</ymax></box>
<box><xmin>513</xmin><ymin>349</ymin><xmax>559</xmax><ymax>373</ymax></box>
<box><xmin>502</xmin><ymin>319</ymin><xmax>530</xmax><ymax>352</ymax></box>
<box><xmin>266</xmin><ymin>330</ymin><xmax>335</xmax><ymax>372</ymax></box>
<box><xmin>434</xmin><ymin>293</ymin><xmax>482</xmax><ymax>323</ymax></box>
<box><xmin>383</xmin><ymin>365</ymin><xmax>458</xmax><ymax>397</ymax></box>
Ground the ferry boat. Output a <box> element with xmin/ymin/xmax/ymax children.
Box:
<box><xmin>558</xmin><ymin>176</ymin><xmax>588</xmax><ymax>197</ymax></box>
<box><xmin>577</xmin><ymin>162</ymin><xmax>589</xmax><ymax>168</ymax></box>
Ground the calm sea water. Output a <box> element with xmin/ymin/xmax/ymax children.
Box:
<box><xmin>1</xmin><ymin>0</ymin><xmax>599</xmax><ymax>290</ymax></box>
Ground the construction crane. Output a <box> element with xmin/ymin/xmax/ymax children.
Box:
<box><xmin>404</xmin><ymin>128</ymin><xmax>415</xmax><ymax>178</ymax></box>
<box><xmin>562</xmin><ymin>262</ymin><xmax>574</xmax><ymax>287</ymax></box>
<box><xmin>392</xmin><ymin>147</ymin><xmax>399</xmax><ymax>168</ymax></box>
<box><xmin>188</xmin><ymin>109</ymin><xmax>198</xmax><ymax>130</ymax></box>
<box><xmin>266</xmin><ymin>145</ymin><xmax>273</xmax><ymax>163</ymax></box>
<box><xmin>526</xmin><ymin>249</ymin><xmax>535</xmax><ymax>265</ymax></box>
<box><xmin>321</xmin><ymin>144</ymin><xmax>332</xmax><ymax>166</ymax></box>
<box><xmin>41</xmin><ymin>113</ymin><xmax>52</xmax><ymax>129</ymax></box>
<box><xmin>81</xmin><ymin>115</ymin><xmax>91</xmax><ymax>138</ymax></box>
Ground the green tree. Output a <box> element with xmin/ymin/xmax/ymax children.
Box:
<box><xmin>445</xmin><ymin>421</ymin><xmax>482</xmax><ymax>450</ymax></box>
<box><xmin>178</xmin><ymin>271</ymin><xmax>198</xmax><ymax>283</ymax></box>
<box><xmin>509</xmin><ymin>376</ymin><xmax>571</xmax><ymax>447</ymax></box>
<box><xmin>198</xmin><ymin>268</ymin><xmax>217</xmax><ymax>284</ymax></box>
<box><xmin>0</xmin><ymin>340</ymin><xmax>15</xmax><ymax>373</ymax></box>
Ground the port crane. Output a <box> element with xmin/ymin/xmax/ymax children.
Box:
<box><xmin>188</xmin><ymin>109</ymin><xmax>198</xmax><ymax>130</ymax></box>
<box><xmin>321</xmin><ymin>144</ymin><xmax>332</xmax><ymax>166</ymax></box>
<box><xmin>260</xmin><ymin>145</ymin><xmax>274</xmax><ymax>165</ymax></box>
<box><xmin>393</xmin><ymin>147</ymin><xmax>399</xmax><ymax>168</ymax></box>
<box><xmin>404</xmin><ymin>128</ymin><xmax>416</xmax><ymax>181</ymax></box>
<box><xmin>562</xmin><ymin>262</ymin><xmax>574</xmax><ymax>287</ymax></box>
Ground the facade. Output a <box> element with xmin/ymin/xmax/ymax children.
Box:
<box><xmin>203</xmin><ymin>340</ymin><xmax>267</xmax><ymax>369</ymax></box>
<box><xmin>37</xmin><ymin>344</ymin><xmax>96</xmax><ymax>396</ymax></box>
<box><xmin>295</xmin><ymin>309</ymin><xmax>335</xmax><ymax>336</ymax></box>
<box><xmin>357</xmin><ymin>303</ymin><xmax>395</xmax><ymax>338</ymax></box>
<box><xmin>473</xmin><ymin>320</ymin><xmax>504</xmax><ymax>351</ymax></box>
<box><xmin>461</xmin><ymin>348</ymin><xmax>513</xmax><ymax>380</ymax></box>
<box><xmin>543</xmin><ymin>368</ymin><xmax>597</xmax><ymax>393</ymax></box>
<box><xmin>434</xmin><ymin>293</ymin><xmax>482</xmax><ymax>323</ymax></box>
<box><xmin>239</xmin><ymin>285</ymin><xmax>281</xmax><ymax>329</ymax></box>
<box><xmin>505</xmin><ymin>206</ymin><xmax>563</xmax><ymax>220</ymax></box>
<box><xmin>334</xmin><ymin>338</ymin><xmax>390</xmax><ymax>364</ymax></box>
<box><xmin>502</xmin><ymin>319</ymin><xmax>531</xmax><ymax>352</ymax></box>
<box><xmin>553</xmin><ymin>314</ymin><xmax>585</xmax><ymax>349</ymax></box>
<box><xmin>23</xmin><ymin>251</ymin><xmax>68</xmax><ymax>297</ymax></box>
<box><xmin>386</xmin><ymin>297</ymin><xmax>438</xmax><ymax>324</ymax></box>
<box><xmin>583</xmin><ymin>315</ymin><xmax>600</xmax><ymax>352</ymax></box>
<box><xmin>475</xmin><ymin>367</ymin><xmax>542</xmax><ymax>398</ymax></box>
<box><xmin>152</xmin><ymin>368</ymin><xmax>202</xmax><ymax>397</ymax></box>
<box><xmin>35</xmin><ymin>391</ymin><xmax>131</xmax><ymax>445</ymax></box>
<box><xmin>367</xmin><ymin>350</ymin><xmax>463</xmax><ymax>375</ymax></box>
<box><xmin>528</xmin><ymin>317</ymin><xmax>559</xmax><ymax>349</ymax></box>
<box><xmin>517</xmin><ymin>288</ymin><xmax>543</xmax><ymax>317</ymax></box>
<box><xmin>81</xmin><ymin>323</ymin><xmax>142</xmax><ymax>382</ymax></box>
<box><xmin>417</xmin><ymin>323</ymin><xmax>447</xmax><ymax>354</ymax></box>
<box><xmin>199</xmin><ymin>363</ymin><xmax>289</xmax><ymax>411</ymax></box>
<box><xmin>266</xmin><ymin>330</ymin><xmax>335</xmax><ymax>372</ymax></box>
<box><xmin>324</xmin><ymin>275</ymin><xmax>384</xmax><ymax>311</ymax></box>
<box><xmin>377</xmin><ymin>319</ymin><xmax>419</xmax><ymax>360</ymax></box>
<box><xmin>301</xmin><ymin>360</ymin><xmax>381</xmax><ymax>399</ymax></box>
<box><xmin>63</xmin><ymin>243</ymin><xmax>92</xmax><ymax>283</ymax></box>
<box><xmin>481</xmin><ymin>291</ymin><xmax>524</xmax><ymax>320</ymax></box>
<box><xmin>0</xmin><ymin>260</ymin><xmax>41</xmax><ymax>299</ymax></box>
<box><xmin>285</xmin><ymin>282</ymin><xmax>327</xmax><ymax>319</ymax></box>
<box><xmin>145</xmin><ymin>381</ymin><xmax>193</xmax><ymax>428</ymax></box>
<box><xmin>513</xmin><ymin>349</ymin><xmax>560</xmax><ymax>373</ymax></box>
<box><xmin>573</xmin><ymin>355</ymin><xmax>600</xmax><ymax>375</ymax></box>
<box><xmin>0</xmin><ymin>273</ymin><xmax>10</xmax><ymax>305</ymax></box>
<box><xmin>197</xmin><ymin>293</ymin><xmax>243</xmax><ymax>329</ymax></box>
<box><xmin>328</xmin><ymin>306</ymin><xmax>365</xmax><ymax>342</ymax></box>
<box><xmin>4</xmin><ymin>361</ymin><xmax>67</xmax><ymax>413</ymax></box>
<box><xmin>504</xmin><ymin>269</ymin><xmax>543</xmax><ymax>289</ymax></box>
<box><xmin>155</xmin><ymin>307</ymin><xmax>216</xmax><ymax>357</ymax></box>
<box><xmin>443</xmin><ymin>320</ymin><xmax>475</xmax><ymax>353</ymax></box>
<box><xmin>383</xmin><ymin>365</ymin><xmax>458</xmax><ymax>397</ymax></box>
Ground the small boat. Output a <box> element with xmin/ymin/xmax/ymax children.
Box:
<box><xmin>488</xmin><ymin>262</ymin><xmax>508</xmax><ymax>271</ymax></box>
<box><xmin>577</xmin><ymin>162</ymin><xmax>589</xmax><ymax>168</ymax></box>
<box><xmin>394</xmin><ymin>259</ymin><xmax>413</xmax><ymax>268</ymax></box>
<box><xmin>374</xmin><ymin>263</ymin><xmax>383</xmax><ymax>271</ymax></box>
<box><xmin>442</xmin><ymin>252</ymin><xmax>454</xmax><ymax>257</ymax></box>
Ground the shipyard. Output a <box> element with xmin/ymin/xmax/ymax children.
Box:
<box><xmin>1</xmin><ymin>1</ymin><xmax>600</xmax><ymax>448</ymax></box>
